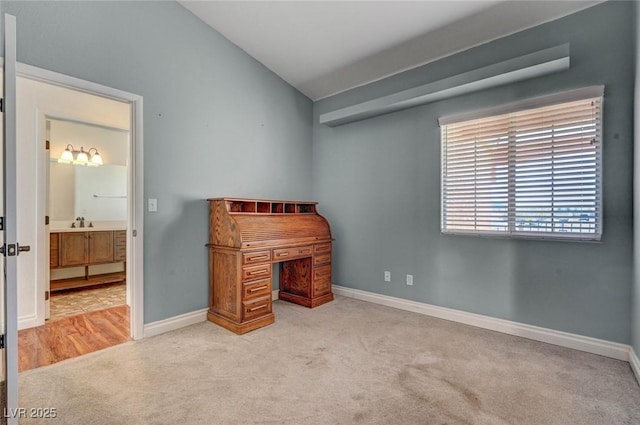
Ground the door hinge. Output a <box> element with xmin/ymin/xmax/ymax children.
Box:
<box><xmin>45</xmin><ymin>215</ymin><xmax>50</xmax><ymax>226</ymax></box>
<box><xmin>45</xmin><ymin>140</ymin><xmax>50</xmax><ymax>150</ymax></box>
<box><xmin>0</xmin><ymin>98</ymin><xmax>3</xmax><ymax>113</ymax></box>
<box><xmin>0</xmin><ymin>334</ymin><xmax>4</xmax><ymax>349</ymax></box>
<box><xmin>0</xmin><ymin>216</ymin><xmax>4</xmax><ymax>231</ymax></box>
<box><xmin>45</xmin><ymin>291</ymin><xmax>50</xmax><ymax>301</ymax></box>
<box><xmin>132</xmin><ymin>229</ymin><xmax>137</xmax><ymax>237</ymax></box>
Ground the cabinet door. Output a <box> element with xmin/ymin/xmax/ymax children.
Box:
<box><xmin>60</xmin><ymin>232</ymin><xmax>88</xmax><ymax>267</ymax></box>
<box><xmin>89</xmin><ymin>231</ymin><xmax>114</xmax><ymax>264</ymax></box>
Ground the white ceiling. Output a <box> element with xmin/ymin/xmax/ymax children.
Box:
<box><xmin>179</xmin><ymin>1</ymin><xmax>603</xmax><ymax>100</ymax></box>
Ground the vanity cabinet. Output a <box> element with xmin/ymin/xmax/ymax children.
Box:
<box><xmin>50</xmin><ymin>230</ymin><xmax>126</xmax><ymax>291</ymax></box>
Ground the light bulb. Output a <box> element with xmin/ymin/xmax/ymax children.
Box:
<box><xmin>58</xmin><ymin>146</ymin><xmax>74</xmax><ymax>163</ymax></box>
<box><xmin>90</xmin><ymin>151</ymin><xmax>103</xmax><ymax>166</ymax></box>
<box><xmin>75</xmin><ymin>147</ymin><xmax>89</xmax><ymax>164</ymax></box>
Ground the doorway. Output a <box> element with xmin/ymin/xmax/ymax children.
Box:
<box><xmin>9</xmin><ymin>64</ymin><xmax>144</xmax><ymax>369</ymax></box>
<box><xmin>47</xmin><ymin>116</ymin><xmax>130</xmax><ymax>323</ymax></box>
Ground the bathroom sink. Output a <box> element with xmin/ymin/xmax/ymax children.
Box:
<box><xmin>50</xmin><ymin>227</ymin><xmax>125</xmax><ymax>233</ymax></box>
<box><xmin>49</xmin><ymin>220</ymin><xmax>127</xmax><ymax>232</ymax></box>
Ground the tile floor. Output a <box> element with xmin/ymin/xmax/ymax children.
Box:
<box><xmin>49</xmin><ymin>282</ymin><xmax>127</xmax><ymax>320</ymax></box>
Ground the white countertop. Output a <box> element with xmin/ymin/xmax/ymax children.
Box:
<box><xmin>50</xmin><ymin>220</ymin><xmax>127</xmax><ymax>233</ymax></box>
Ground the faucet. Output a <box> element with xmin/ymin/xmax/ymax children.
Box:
<box><xmin>76</xmin><ymin>216</ymin><xmax>85</xmax><ymax>228</ymax></box>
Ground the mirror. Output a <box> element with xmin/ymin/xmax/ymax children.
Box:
<box><xmin>50</xmin><ymin>163</ymin><xmax>127</xmax><ymax>221</ymax></box>
<box><xmin>48</xmin><ymin>118</ymin><xmax>129</xmax><ymax>222</ymax></box>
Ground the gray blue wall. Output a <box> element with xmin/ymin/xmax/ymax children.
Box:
<box><xmin>313</xmin><ymin>1</ymin><xmax>634</xmax><ymax>344</ymax></box>
<box><xmin>1</xmin><ymin>1</ymin><xmax>313</xmax><ymax>323</ymax></box>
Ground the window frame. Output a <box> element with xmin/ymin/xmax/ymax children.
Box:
<box><xmin>439</xmin><ymin>86</ymin><xmax>604</xmax><ymax>241</ymax></box>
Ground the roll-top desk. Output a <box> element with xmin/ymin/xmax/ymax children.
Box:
<box><xmin>207</xmin><ymin>198</ymin><xmax>334</xmax><ymax>334</ymax></box>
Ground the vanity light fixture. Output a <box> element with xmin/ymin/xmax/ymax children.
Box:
<box><xmin>58</xmin><ymin>144</ymin><xmax>103</xmax><ymax>166</ymax></box>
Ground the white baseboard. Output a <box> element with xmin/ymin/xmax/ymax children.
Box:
<box><xmin>630</xmin><ymin>347</ymin><xmax>640</xmax><ymax>382</ymax></box>
<box><xmin>18</xmin><ymin>314</ymin><xmax>39</xmax><ymax>331</ymax></box>
<box><xmin>143</xmin><ymin>308</ymin><xmax>208</xmax><ymax>338</ymax></box>
<box><xmin>272</xmin><ymin>289</ymin><xmax>279</xmax><ymax>301</ymax></box>
<box><xmin>333</xmin><ymin>285</ymin><xmax>631</xmax><ymax>362</ymax></box>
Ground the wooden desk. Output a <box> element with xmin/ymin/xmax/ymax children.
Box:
<box><xmin>207</xmin><ymin>198</ymin><xmax>333</xmax><ymax>334</ymax></box>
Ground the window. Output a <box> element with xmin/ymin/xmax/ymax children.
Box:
<box><xmin>440</xmin><ymin>87</ymin><xmax>603</xmax><ymax>241</ymax></box>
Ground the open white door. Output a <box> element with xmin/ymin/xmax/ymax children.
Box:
<box><xmin>3</xmin><ymin>13</ymin><xmax>23</xmax><ymax>425</ymax></box>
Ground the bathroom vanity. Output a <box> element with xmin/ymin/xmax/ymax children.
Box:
<box><xmin>50</xmin><ymin>226</ymin><xmax>127</xmax><ymax>291</ymax></box>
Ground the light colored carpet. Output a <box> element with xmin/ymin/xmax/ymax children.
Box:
<box><xmin>18</xmin><ymin>296</ymin><xmax>640</xmax><ymax>424</ymax></box>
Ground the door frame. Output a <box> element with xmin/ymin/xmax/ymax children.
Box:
<box><xmin>16</xmin><ymin>62</ymin><xmax>144</xmax><ymax>340</ymax></box>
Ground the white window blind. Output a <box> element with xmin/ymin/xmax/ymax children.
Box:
<box><xmin>440</xmin><ymin>90</ymin><xmax>602</xmax><ymax>240</ymax></box>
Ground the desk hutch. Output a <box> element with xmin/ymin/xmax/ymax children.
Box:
<box><xmin>207</xmin><ymin>198</ymin><xmax>334</xmax><ymax>334</ymax></box>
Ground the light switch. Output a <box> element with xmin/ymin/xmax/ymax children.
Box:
<box><xmin>148</xmin><ymin>198</ymin><xmax>158</xmax><ymax>212</ymax></box>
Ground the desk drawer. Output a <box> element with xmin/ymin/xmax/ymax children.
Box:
<box><xmin>314</xmin><ymin>279</ymin><xmax>331</xmax><ymax>297</ymax></box>
<box><xmin>314</xmin><ymin>243</ymin><xmax>331</xmax><ymax>254</ymax></box>
<box><xmin>242</xmin><ymin>296</ymin><xmax>271</xmax><ymax>321</ymax></box>
<box><xmin>243</xmin><ymin>278</ymin><xmax>271</xmax><ymax>300</ymax></box>
<box><xmin>313</xmin><ymin>264</ymin><xmax>331</xmax><ymax>297</ymax></box>
<box><xmin>273</xmin><ymin>246</ymin><xmax>312</xmax><ymax>261</ymax></box>
<box><xmin>297</xmin><ymin>246</ymin><xmax>313</xmax><ymax>257</ymax></box>
<box><xmin>242</xmin><ymin>250</ymin><xmax>271</xmax><ymax>265</ymax></box>
<box><xmin>314</xmin><ymin>253</ymin><xmax>331</xmax><ymax>266</ymax></box>
<box><xmin>313</xmin><ymin>264</ymin><xmax>331</xmax><ymax>282</ymax></box>
<box><xmin>242</xmin><ymin>263</ymin><xmax>271</xmax><ymax>281</ymax></box>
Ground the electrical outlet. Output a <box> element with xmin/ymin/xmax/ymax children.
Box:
<box><xmin>148</xmin><ymin>198</ymin><xmax>158</xmax><ymax>212</ymax></box>
<box><xmin>384</xmin><ymin>271</ymin><xmax>391</xmax><ymax>282</ymax></box>
<box><xmin>406</xmin><ymin>274</ymin><xmax>413</xmax><ymax>286</ymax></box>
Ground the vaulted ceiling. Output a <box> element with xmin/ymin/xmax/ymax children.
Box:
<box><xmin>179</xmin><ymin>1</ymin><xmax>603</xmax><ymax>100</ymax></box>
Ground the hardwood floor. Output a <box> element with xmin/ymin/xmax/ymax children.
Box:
<box><xmin>18</xmin><ymin>305</ymin><xmax>130</xmax><ymax>372</ymax></box>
